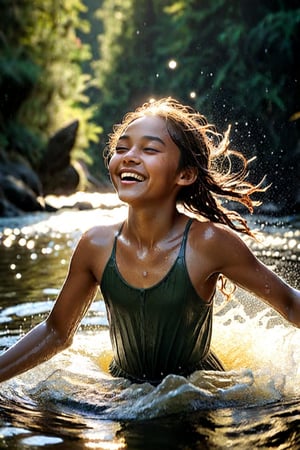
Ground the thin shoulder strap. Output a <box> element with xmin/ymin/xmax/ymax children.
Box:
<box><xmin>111</xmin><ymin>222</ymin><xmax>125</xmax><ymax>257</ymax></box>
<box><xmin>116</xmin><ymin>221</ymin><xmax>125</xmax><ymax>237</ymax></box>
<box><xmin>178</xmin><ymin>218</ymin><xmax>193</xmax><ymax>258</ymax></box>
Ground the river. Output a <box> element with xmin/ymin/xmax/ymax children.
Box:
<box><xmin>0</xmin><ymin>193</ymin><xmax>299</xmax><ymax>449</ymax></box>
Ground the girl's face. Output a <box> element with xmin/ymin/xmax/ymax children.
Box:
<box><xmin>108</xmin><ymin>115</ymin><xmax>187</xmax><ymax>206</ymax></box>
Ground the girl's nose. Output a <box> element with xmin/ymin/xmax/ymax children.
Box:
<box><xmin>123</xmin><ymin>146</ymin><xmax>140</xmax><ymax>164</ymax></box>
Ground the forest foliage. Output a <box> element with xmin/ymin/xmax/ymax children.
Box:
<box><xmin>0</xmin><ymin>0</ymin><xmax>299</xmax><ymax>209</ymax></box>
<box><xmin>0</xmin><ymin>0</ymin><xmax>101</xmax><ymax>170</ymax></box>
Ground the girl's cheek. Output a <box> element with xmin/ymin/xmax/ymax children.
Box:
<box><xmin>108</xmin><ymin>154</ymin><xmax>117</xmax><ymax>173</ymax></box>
<box><xmin>108</xmin><ymin>157</ymin><xmax>119</xmax><ymax>187</ymax></box>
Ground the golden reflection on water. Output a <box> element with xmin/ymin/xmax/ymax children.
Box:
<box><xmin>85</xmin><ymin>437</ymin><xmax>126</xmax><ymax>450</ymax></box>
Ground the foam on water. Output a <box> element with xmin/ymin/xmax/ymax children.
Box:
<box><xmin>3</xmin><ymin>297</ymin><xmax>298</xmax><ymax>422</ymax></box>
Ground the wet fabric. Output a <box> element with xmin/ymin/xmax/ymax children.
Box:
<box><xmin>100</xmin><ymin>219</ymin><xmax>224</xmax><ymax>384</ymax></box>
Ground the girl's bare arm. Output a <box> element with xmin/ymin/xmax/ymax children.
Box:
<box><xmin>212</xmin><ymin>226</ymin><xmax>300</xmax><ymax>327</ymax></box>
<box><xmin>0</xmin><ymin>233</ymin><xmax>99</xmax><ymax>383</ymax></box>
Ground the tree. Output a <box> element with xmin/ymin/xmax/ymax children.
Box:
<box><xmin>92</xmin><ymin>0</ymin><xmax>167</xmax><ymax>138</ymax></box>
<box><xmin>0</xmin><ymin>0</ymin><xmax>101</xmax><ymax>170</ymax></box>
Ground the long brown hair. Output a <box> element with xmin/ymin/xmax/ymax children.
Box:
<box><xmin>105</xmin><ymin>98</ymin><xmax>267</xmax><ymax>237</ymax></box>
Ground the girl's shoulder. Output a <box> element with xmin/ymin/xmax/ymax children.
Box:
<box><xmin>79</xmin><ymin>222</ymin><xmax>123</xmax><ymax>251</ymax></box>
<box><xmin>188</xmin><ymin>218</ymin><xmax>255</xmax><ymax>274</ymax></box>
<box><xmin>190</xmin><ymin>218</ymin><xmax>249</xmax><ymax>252</ymax></box>
<box><xmin>71</xmin><ymin>222</ymin><xmax>124</xmax><ymax>279</ymax></box>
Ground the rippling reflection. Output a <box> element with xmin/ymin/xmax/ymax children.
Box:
<box><xmin>0</xmin><ymin>193</ymin><xmax>299</xmax><ymax>449</ymax></box>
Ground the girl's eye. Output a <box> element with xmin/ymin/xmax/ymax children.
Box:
<box><xmin>144</xmin><ymin>147</ymin><xmax>159</xmax><ymax>153</ymax></box>
<box><xmin>115</xmin><ymin>146</ymin><xmax>128</xmax><ymax>153</ymax></box>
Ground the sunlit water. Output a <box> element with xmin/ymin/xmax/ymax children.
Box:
<box><xmin>0</xmin><ymin>193</ymin><xmax>299</xmax><ymax>449</ymax></box>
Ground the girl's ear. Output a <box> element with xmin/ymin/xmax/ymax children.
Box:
<box><xmin>177</xmin><ymin>167</ymin><xmax>198</xmax><ymax>186</ymax></box>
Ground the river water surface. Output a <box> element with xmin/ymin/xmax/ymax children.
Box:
<box><xmin>0</xmin><ymin>193</ymin><xmax>299</xmax><ymax>449</ymax></box>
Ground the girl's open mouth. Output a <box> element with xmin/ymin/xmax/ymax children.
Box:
<box><xmin>120</xmin><ymin>172</ymin><xmax>145</xmax><ymax>182</ymax></box>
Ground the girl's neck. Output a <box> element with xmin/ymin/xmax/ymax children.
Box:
<box><xmin>124</xmin><ymin>206</ymin><xmax>184</xmax><ymax>249</ymax></box>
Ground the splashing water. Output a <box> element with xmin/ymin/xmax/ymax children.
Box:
<box><xmin>3</xmin><ymin>299</ymin><xmax>298</xmax><ymax>423</ymax></box>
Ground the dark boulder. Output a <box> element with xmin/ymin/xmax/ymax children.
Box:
<box><xmin>41</xmin><ymin>164</ymin><xmax>81</xmax><ymax>195</ymax></box>
<box><xmin>0</xmin><ymin>155</ymin><xmax>45</xmax><ymax>216</ymax></box>
<box><xmin>1</xmin><ymin>155</ymin><xmax>43</xmax><ymax>197</ymax></box>
<box><xmin>0</xmin><ymin>185</ymin><xmax>23</xmax><ymax>217</ymax></box>
<box><xmin>0</xmin><ymin>173</ymin><xmax>44</xmax><ymax>212</ymax></box>
<box><xmin>0</xmin><ymin>119</ymin><xmax>105</xmax><ymax>217</ymax></box>
<box><xmin>39</xmin><ymin>120</ymin><xmax>80</xmax><ymax>195</ymax></box>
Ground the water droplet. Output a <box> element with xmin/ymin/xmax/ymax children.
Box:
<box><xmin>168</xmin><ymin>59</ymin><xmax>177</xmax><ymax>69</ymax></box>
<box><xmin>18</xmin><ymin>238</ymin><xmax>27</xmax><ymax>247</ymax></box>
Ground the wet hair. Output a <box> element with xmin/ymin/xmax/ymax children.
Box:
<box><xmin>105</xmin><ymin>97</ymin><xmax>266</xmax><ymax>238</ymax></box>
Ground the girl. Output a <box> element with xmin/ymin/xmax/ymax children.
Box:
<box><xmin>0</xmin><ymin>98</ymin><xmax>299</xmax><ymax>385</ymax></box>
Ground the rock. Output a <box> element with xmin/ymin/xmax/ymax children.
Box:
<box><xmin>39</xmin><ymin>120</ymin><xmax>80</xmax><ymax>194</ymax></box>
<box><xmin>0</xmin><ymin>185</ymin><xmax>23</xmax><ymax>217</ymax></box>
<box><xmin>0</xmin><ymin>173</ymin><xmax>44</xmax><ymax>212</ymax></box>
<box><xmin>2</xmin><ymin>155</ymin><xmax>43</xmax><ymax>197</ymax></box>
<box><xmin>40</xmin><ymin>164</ymin><xmax>81</xmax><ymax>196</ymax></box>
<box><xmin>0</xmin><ymin>156</ymin><xmax>45</xmax><ymax>216</ymax></box>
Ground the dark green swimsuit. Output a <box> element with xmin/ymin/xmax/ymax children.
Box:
<box><xmin>100</xmin><ymin>219</ymin><xmax>224</xmax><ymax>385</ymax></box>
